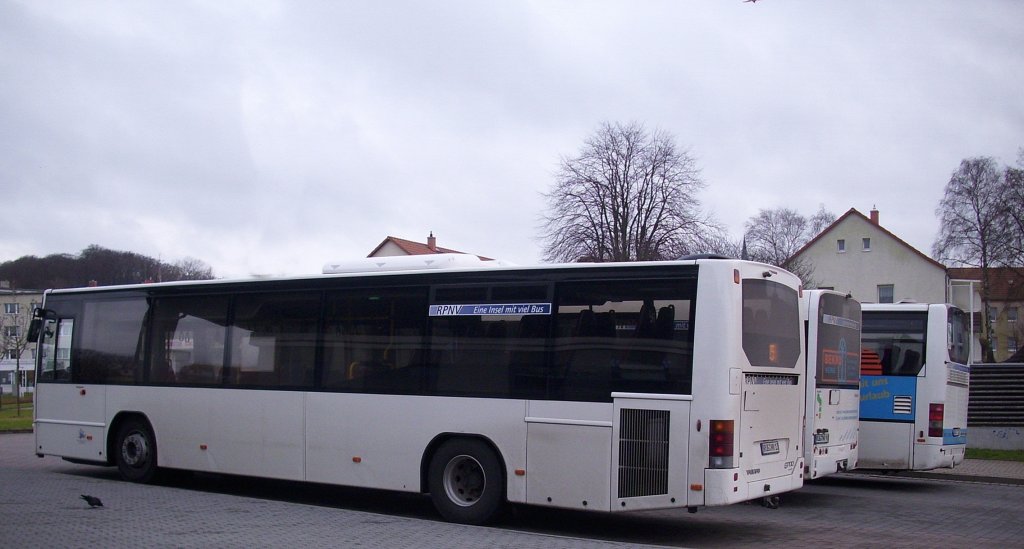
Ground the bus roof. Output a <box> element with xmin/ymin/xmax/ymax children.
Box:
<box><xmin>42</xmin><ymin>257</ymin><xmax>793</xmax><ymax>296</ymax></box>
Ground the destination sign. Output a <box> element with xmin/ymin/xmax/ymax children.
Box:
<box><xmin>428</xmin><ymin>303</ymin><xmax>553</xmax><ymax>317</ymax></box>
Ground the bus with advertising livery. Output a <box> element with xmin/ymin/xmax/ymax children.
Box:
<box><xmin>30</xmin><ymin>256</ymin><xmax>805</xmax><ymax>524</ymax></box>
<box><xmin>801</xmin><ymin>290</ymin><xmax>861</xmax><ymax>479</ymax></box>
<box><xmin>858</xmin><ymin>303</ymin><xmax>969</xmax><ymax>471</ymax></box>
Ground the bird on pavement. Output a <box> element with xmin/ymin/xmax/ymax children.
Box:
<box><xmin>80</xmin><ymin>494</ymin><xmax>103</xmax><ymax>508</ymax></box>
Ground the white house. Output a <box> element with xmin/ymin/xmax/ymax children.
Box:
<box><xmin>788</xmin><ymin>207</ymin><xmax>947</xmax><ymax>304</ymax></box>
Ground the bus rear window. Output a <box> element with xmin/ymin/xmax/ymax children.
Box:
<box><xmin>815</xmin><ymin>293</ymin><xmax>861</xmax><ymax>388</ymax></box>
<box><xmin>742</xmin><ymin>280</ymin><xmax>800</xmax><ymax>368</ymax></box>
<box><xmin>861</xmin><ymin>312</ymin><xmax>926</xmax><ymax>376</ymax></box>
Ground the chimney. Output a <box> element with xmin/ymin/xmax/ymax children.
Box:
<box><xmin>869</xmin><ymin>206</ymin><xmax>879</xmax><ymax>225</ymax></box>
<box><xmin>427</xmin><ymin>232</ymin><xmax>437</xmax><ymax>252</ymax></box>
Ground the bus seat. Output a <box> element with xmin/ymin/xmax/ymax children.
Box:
<box><xmin>575</xmin><ymin>309</ymin><xmax>596</xmax><ymax>337</ymax></box>
<box><xmin>897</xmin><ymin>349</ymin><xmax>920</xmax><ymax>375</ymax></box>
<box><xmin>656</xmin><ymin>305</ymin><xmax>675</xmax><ymax>340</ymax></box>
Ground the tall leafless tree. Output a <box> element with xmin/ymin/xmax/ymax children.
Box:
<box><xmin>540</xmin><ymin>122</ymin><xmax>723</xmax><ymax>262</ymax></box>
<box><xmin>933</xmin><ymin>156</ymin><xmax>1016</xmax><ymax>361</ymax></box>
<box><xmin>742</xmin><ymin>205</ymin><xmax>835</xmax><ymax>287</ymax></box>
<box><xmin>807</xmin><ymin>204</ymin><xmax>837</xmax><ymax>236</ymax></box>
<box><xmin>744</xmin><ymin>208</ymin><xmax>809</xmax><ymax>266</ymax></box>
<box><xmin>1005</xmin><ymin>148</ymin><xmax>1024</xmax><ymax>266</ymax></box>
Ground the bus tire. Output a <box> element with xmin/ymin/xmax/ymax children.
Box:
<box><xmin>115</xmin><ymin>418</ymin><xmax>159</xmax><ymax>484</ymax></box>
<box><xmin>427</xmin><ymin>438</ymin><xmax>505</xmax><ymax>525</ymax></box>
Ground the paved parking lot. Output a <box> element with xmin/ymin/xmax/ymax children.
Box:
<box><xmin>2</xmin><ymin>432</ymin><xmax>1023</xmax><ymax>548</ymax></box>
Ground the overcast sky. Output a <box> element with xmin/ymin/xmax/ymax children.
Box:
<box><xmin>2</xmin><ymin>1</ymin><xmax>1021</xmax><ymax>279</ymax></box>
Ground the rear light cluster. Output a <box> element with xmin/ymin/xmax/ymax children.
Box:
<box><xmin>929</xmin><ymin>403</ymin><xmax>944</xmax><ymax>438</ymax></box>
<box><xmin>710</xmin><ymin>420</ymin><xmax>735</xmax><ymax>468</ymax></box>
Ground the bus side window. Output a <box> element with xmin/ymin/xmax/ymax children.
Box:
<box><xmin>227</xmin><ymin>292</ymin><xmax>319</xmax><ymax>389</ymax></box>
<box><xmin>77</xmin><ymin>298</ymin><xmax>148</xmax><ymax>384</ymax></box>
<box><xmin>321</xmin><ymin>288</ymin><xmax>428</xmax><ymax>394</ymax></box>
<box><xmin>148</xmin><ymin>296</ymin><xmax>229</xmax><ymax>386</ymax></box>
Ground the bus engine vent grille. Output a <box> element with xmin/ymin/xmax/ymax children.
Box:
<box><xmin>893</xmin><ymin>395</ymin><xmax>913</xmax><ymax>415</ymax></box>
<box><xmin>618</xmin><ymin>408</ymin><xmax>670</xmax><ymax>498</ymax></box>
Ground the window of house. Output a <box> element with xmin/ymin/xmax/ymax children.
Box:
<box><xmin>877</xmin><ymin>284</ymin><xmax>894</xmax><ymax>304</ymax></box>
<box><xmin>837</xmin><ymin>239</ymin><xmax>846</xmax><ymax>253</ymax></box>
<box><xmin>862</xmin><ymin>238</ymin><xmax>871</xmax><ymax>251</ymax></box>
<box><xmin>3</xmin><ymin>303</ymin><xmax>19</xmax><ymax>314</ymax></box>
<box><xmin>988</xmin><ymin>306</ymin><xmax>998</xmax><ymax>323</ymax></box>
<box><xmin>3</xmin><ymin>325</ymin><xmax>18</xmax><ymax>338</ymax></box>
<box><xmin>1008</xmin><ymin>337</ymin><xmax>1018</xmax><ymax>354</ymax></box>
<box><xmin>1008</xmin><ymin>307</ymin><xmax>1018</xmax><ymax>323</ymax></box>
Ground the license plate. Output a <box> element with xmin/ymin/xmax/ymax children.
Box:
<box><xmin>760</xmin><ymin>440</ymin><xmax>780</xmax><ymax>455</ymax></box>
<box><xmin>814</xmin><ymin>432</ymin><xmax>829</xmax><ymax>445</ymax></box>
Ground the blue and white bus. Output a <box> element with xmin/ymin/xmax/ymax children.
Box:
<box><xmin>859</xmin><ymin>303</ymin><xmax>969</xmax><ymax>470</ymax></box>
<box><xmin>801</xmin><ymin>290</ymin><xmax>861</xmax><ymax>479</ymax></box>
<box><xmin>30</xmin><ymin>256</ymin><xmax>806</xmax><ymax>523</ymax></box>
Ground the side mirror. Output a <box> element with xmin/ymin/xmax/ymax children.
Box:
<box><xmin>27</xmin><ymin>318</ymin><xmax>42</xmax><ymax>343</ymax></box>
<box><xmin>26</xmin><ymin>308</ymin><xmax>54</xmax><ymax>343</ymax></box>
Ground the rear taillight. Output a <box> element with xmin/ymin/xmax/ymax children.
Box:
<box><xmin>929</xmin><ymin>403</ymin><xmax>944</xmax><ymax>438</ymax></box>
<box><xmin>710</xmin><ymin>419</ymin><xmax>735</xmax><ymax>468</ymax></box>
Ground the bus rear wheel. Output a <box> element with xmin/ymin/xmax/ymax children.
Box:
<box><xmin>428</xmin><ymin>439</ymin><xmax>505</xmax><ymax>525</ymax></box>
<box><xmin>115</xmin><ymin>418</ymin><xmax>159</xmax><ymax>484</ymax></box>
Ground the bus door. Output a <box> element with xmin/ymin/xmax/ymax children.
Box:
<box><xmin>34</xmin><ymin>313</ymin><xmax>108</xmax><ymax>462</ymax></box>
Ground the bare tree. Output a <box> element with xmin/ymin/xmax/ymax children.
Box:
<box><xmin>540</xmin><ymin>121</ymin><xmax>723</xmax><ymax>262</ymax></box>
<box><xmin>742</xmin><ymin>205</ymin><xmax>835</xmax><ymax>287</ymax></box>
<box><xmin>1</xmin><ymin>312</ymin><xmax>32</xmax><ymax>416</ymax></box>
<box><xmin>167</xmin><ymin>257</ymin><xmax>215</xmax><ymax>281</ymax></box>
<box><xmin>807</xmin><ymin>204</ymin><xmax>837</xmax><ymax>236</ymax></box>
<box><xmin>1005</xmin><ymin>148</ymin><xmax>1024</xmax><ymax>266</ymax></box>
<box><xmin>744</xmin><ymin>208</ymin><xmax>809</xmax><ymax>266</ymax></box>
<box><xmin>933</xmin><ymin>156</ymin><xmax>1016</xmax><ymax>361</ymax></box>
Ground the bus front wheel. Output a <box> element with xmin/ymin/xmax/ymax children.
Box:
<box><xmin>428</xmin><ymin>439</ymin><xmax>505</xmax><ymax>525</ymax></box>
<box><xmin>115</xmin><ymin>418</ymin><xmax>159</xmax><ymax>484</ymax></box>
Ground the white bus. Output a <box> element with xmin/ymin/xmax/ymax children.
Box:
<box><xmin>30</xmin><ymin>257</ymin><xmax>805</xmax><ymax>524</ymax></box>
<box><xmin>859</xmin><ymin>303</ymin><xmax>970</xmax><ymax>471</ymax></box>
<box><xmin>801</xmin><ymin>290</ymin><xmax>861</xmax><ymax>479</ymax></box>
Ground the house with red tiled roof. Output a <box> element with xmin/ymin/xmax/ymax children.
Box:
<box><xmin>787</xmin><ymin>207</ymin><xmax>948</xmax><ymax>304</ymax></box>
<box><xmin>368</xmin><ymin>233</ymin><xmax>492</xmax><ymax>261</ymax></box>
<box><xmin>948</xmin><ymin>267</ymin><xmax>1024</xmax><ymax>362</ymax></box>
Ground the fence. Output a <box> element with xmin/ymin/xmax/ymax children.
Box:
<box><xmin>967</xmin><ymin>363</ymin><xmax>1024</xmax><ymax>450</ymax></box>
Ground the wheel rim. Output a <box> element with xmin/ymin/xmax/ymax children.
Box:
<box><xmin>121</xmin><ymin>432</ymin><xmax>150</xmax><ymax>468</ymax></box>
<box><xmin>442</xmin><ymin>454</ymin><xmax>485</xmax><ymax>507</ymax></box>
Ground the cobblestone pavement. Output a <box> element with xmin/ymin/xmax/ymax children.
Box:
<box><xmin>883</xmin><ymin>456</ymin><xmax>1024</xmax><ymax>484</ymax></box>
<box><xmin>2</xmin><ymin>432</ymin><xmax>1023</xmax><ymax>548</ymax></box>
<box><xmin>0</xmin><ymin>433</ymin><xmax>662</xmax><ymax>549</ymax></box>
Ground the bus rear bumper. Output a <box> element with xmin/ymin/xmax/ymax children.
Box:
<box><xmin>703</xmin><ymin>457</ymin><xmax>804</xmax><ymax>506</ymax></box>
<box><xmin>808</xmin><ymin>446</ymin><xmax>858</xmax><ymax>479</ymax></box>
<box><xmin>914</xmin><ymin>443</ymin><xmax>966</xmax><ymax>470</ymax></box>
